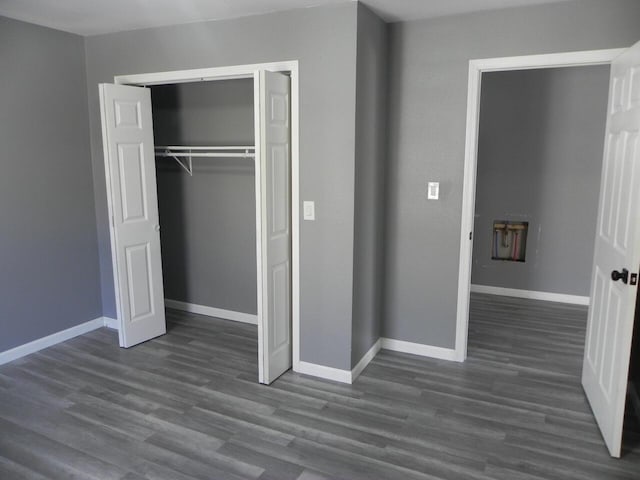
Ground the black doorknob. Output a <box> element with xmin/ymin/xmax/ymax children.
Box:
<box><xmin>611</xmin><ymin>268</ymin><xmax>629</xmax><ymax>284</ymax></box>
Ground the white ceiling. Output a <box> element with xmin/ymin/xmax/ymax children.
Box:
<box><xmin>0</xmin><ymin>0</ymin><xmax>575</xmax><ymax>36</ymax></box>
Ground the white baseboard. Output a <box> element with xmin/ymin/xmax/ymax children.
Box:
<box><xmin>295</xmin><ymin>360</ymin><xmax>352</xmax><ymax>384</ymax></box>
<box><xmin>0</xmin><ymin>317</ymin><xmax>106</xmax><ymax>365</ymax></box>
<box><xmin>165</xmin><ymin>299</ymin><xmax>258</xmax><ymax>325</ymax></box>
<box><xmin>351</xmin><ymin>338</ymin><xmax>382</xmax><ymax>382</ymax></box>
<box><xmin>381</xmin><ymin>337</ymin><xmax>458</xmax><ymax>361</ymax></box>
<box><xmin>103</xmin><ymin>317</ymin><xmax>118</xmax><ymax>330</ymax></box>
<box><xmin>295</xmin><ymin>337</ymin><xmax>459</xmax><ymax>378</ymax></box>
<box><xmin>470</xmin><ymin>284</ymin><xmax>589</xmax><ymax>306</ymax></box>
<box><xmin>295</xmin><ymin>339</ymin><xmax>382</xmax><ymax>384</ymax></box>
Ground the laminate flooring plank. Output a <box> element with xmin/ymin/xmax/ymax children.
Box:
<box><xmin>0</xmin><ymin>456</ymin><xmax>52</xmax><ymax>480</ymax></box>
<box><xmin>0</xmin><ymin>417</ymin><xmax>126</xmax><ymax>480</ymax></box>
<box><xmin>215</xmin><ymin>440</ymin><xmax>304</xmax><ymax>480</ymax></box>
<box><xmin>144</xmin><ymin>432</ymin><xmax>265</xmax><ymax>479</ymax></box>
<box><xmin>1</xmin><ymin>294</ymin><xmax>639</xmax><ymax>479</ymax></box>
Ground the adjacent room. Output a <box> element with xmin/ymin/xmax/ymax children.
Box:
<box><xmin>468</xmin><ymin>64</ymin><xmax>612</xmax><ymax>420</ymax></box>
<box><xmin>1</xmin><ymin>0</ymin><xmax>640</xmax><ymax>478</ymax></box>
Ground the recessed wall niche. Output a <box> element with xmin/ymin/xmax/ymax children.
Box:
<box><xmin>491</xmin><ymin>221</ymin><xmax>528</xmax><ymax>262</ymax></box>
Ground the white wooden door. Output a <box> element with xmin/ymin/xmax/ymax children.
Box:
<box><xmin>99</xmin><ymin>84</ymin><xmax>166</xmax><ymax>348</ymax></box>
<box><xmin>583</xmin><ymin>41</ymin><xmax>640</xmax><ymax>458</ymax></box>
<box><xmin>256</xmin><ymin>70</ymin><xmax>292</xmax><ymax>384</ymax></box>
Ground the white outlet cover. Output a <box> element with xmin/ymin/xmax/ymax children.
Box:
<box><xmin>427</xmin><ymin>182</ymin><xmax>440</xmax><ymax>200</ymax></box>
<box><xmin>303</xmin><ymin>201</ymin><xmax>315</xmax><ymax>220</ymax></box>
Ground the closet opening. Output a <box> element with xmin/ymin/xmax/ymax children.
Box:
<box><xmin>151</xmin><ymin>79</ymin><xmax>258</xmax><ymax>328</ymax></box>
<box><xmin>99</xmin><ymin>61</ymin><xmax>300</xmax><ymax>385</ymax></box>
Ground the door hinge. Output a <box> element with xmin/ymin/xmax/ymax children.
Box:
<box><xmin>469</xmin><ymin>231</ymin><xmax>473</xmax><ymax>240</ymax></box>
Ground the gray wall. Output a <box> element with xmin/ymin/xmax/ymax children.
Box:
<box><xmin>151</xmin><ymin>80</ymin><xmax>257</xmax><ymax>314</ymax></box>
<box><xmin>0</xmin><ymin>16</ymin><xmax>101</xmax><ymax>351</ymax></box>
<box><xmin>85</xmin><ymin>3</ymin><xmax>359</xmax><ymax>370</ymax></box>
<box><xmin>351</xmin><ymin>4</ymin><xmax>388</xmax><ymax>367</ymax></box>
<box><xmin>383</xmin><ymin>0</ymin><xmax>640</xmax><ymax>348</ymax></box>
<box><xmin>471</xmin><ymin>66</ymin><xmax>609</xmax><ymax>297</ymax></box>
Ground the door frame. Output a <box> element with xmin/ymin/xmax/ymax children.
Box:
<box><xmin>455</xmin><ymin>49</ymin><xmax>624</xmax><ymax>361</ymax></box>
<box><xmin>109</xmin><ymin>60</ymin><xmax>301</xmax><ymax>372</ymax></box>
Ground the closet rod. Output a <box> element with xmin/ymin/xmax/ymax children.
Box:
<box><xmin>155</xmin><ymin>145</ymin><xmax>255</xmax><ymax>151</ymax></box>
<box><xmin>155</xmin><ymin>152</ymin><xmax>255</xmax><ymax>158</ymax></box>
<box><xmin>154</xmin><ymin>146</ymin><xmax>255</xmax><ymax>176</ymax></box>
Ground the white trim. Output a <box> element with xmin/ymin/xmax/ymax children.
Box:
<box><xmin>110</xmin><ymin>60</ymin><xmax>300</xmax><ymax>382</ymax></box>
<box><xmin>103</xmin><ymin>317</ymin><xmax>119</xmax><ymax>330</ymax></box>
<box><xmin>296</xmin><ymin>336</ymin><xmax>457</xmax><ymax>384</ymax></box>
<box><xmin>164</xmin><ymin>299</ymin><xmax>258</xmax><ymax>325</ymax></box>
<box><xmin>470</xmin><ymin>284</ymin><xmax>590</xmax><ymax>306</ymax></box>
<box><xmin>291</xmin><ymin>66</ymin><xmax>301</xmax><ymax>375</ymax></box>
<box><xmin>296</xmin><ymin>361</ymin><xmax>352</xmax><ymax>384</ymax></box>
<box><xmin>469</xmin><ymin>49</ymin><xmax>625</xmax><ymax>73</ymax></box>
<box><xmin>455</xmin><ymin>48</ymin><xmax>623</xmax><ymax>363</ymax></box>
<box><xmin>381</xmin><ymin>338</ymin><xmax>458</xmax><ymax>362</ymax></box>
<box><xmin>114</xmin><ymin>61</ymin><xmax>298</xmax><ymax>86</ymax></box>
<box><xmin>0</xmin><ymin>317</ymin><xmax>105</xmax><ymax>365</ymax></box>
<box><xmin>351</xmin><ymin>339</ymin><xmax>381</xmax><ymax>382</ymax></box>
<box><xmin>294</xmin><ymin>339</ymin><xmax>381</xmax><ymax>385</ymax></box>
<box><xmin>254</xmin><ymin>71</ymin><xmax>265</xmax><ymax>382</ymax></box>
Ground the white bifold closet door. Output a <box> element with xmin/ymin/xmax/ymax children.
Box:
<box><xmin>99</xmin><ymin>84</ymin><xmax>166</xmax><ymax>348</ymax></box>
<box><xmin>100</xmin><ymin>72</ymin><xmax>293</xmax><ymax>383</ymax></box>
<box><xmin>256</xmin><ymin>70</ymin><xmax>293</xmax><ymax>385</ymax></box>
<box><xmin>582</xmin><ymin>39</ymin><xmax>640</xmax><ymax>458</ymax></box>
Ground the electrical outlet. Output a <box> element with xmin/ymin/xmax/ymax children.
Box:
<box><xmin>303</xmin><ymin>201</ymin><xmax>315</xmax><ymax>220</ymax></box>
<box><xmin>427</xmin><ymin>182</ymin><xmax>439</xmax><ymax>200</ymax></box>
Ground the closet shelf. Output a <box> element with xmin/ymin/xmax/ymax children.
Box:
<box><xmin>154</xmin><ymin>145</ymin><xmax>255</xmax><ymax>176</ymax></box>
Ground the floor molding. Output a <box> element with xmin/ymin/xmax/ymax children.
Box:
<box><xmin>0</xmin><ymin>317</ymin><xmax>105</xmax><ymax>365</ymax></box>
<box><xmin>295</xmin><ymin>361</ymin><xmax>352</xmax><ymax>384</ymax></box>
<box><xmin>165</xmin><ymin>299</ymin><xmax>258</xmax><ymax>325</ymax></box>
<box><xmin>471</xmin><ymin>284</ymin><xmax>590</xmax><ymax>306</ymax></box>
<box><xmin>103</xmin><ymin>317</ymin><xmax>118</xmax><ymax>330</ymax></box>
<box><xmin>296</xmin><ymin>339</ymin><xmax>382</xmax><ymax>384</ymax></box>
<box><xmin>351</xmin><ymin>339</ymin><xmax>382</xmax><ymax>382</ymax></box>
<box><xmin>381</xmin><ymin>337</ymin><xmax>458</xmax><ymax>361</ymax></box>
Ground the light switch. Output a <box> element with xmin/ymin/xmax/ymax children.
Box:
<box><xmin>427</xmin><ymin>182</ymin><xmax>440</xmax><ymax>200</ymax></box>
<box><xmin>303</xmin><ymin>201</ymin><xmax>315</xmax><ymax>220</ymax></box>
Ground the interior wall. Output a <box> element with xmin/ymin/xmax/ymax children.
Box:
<box><xmin>351</xmin><ymin>3</ymin><xmax>389</xmax><ymax>367</ymax></box>
<box><xmin>151</xmin><ymin>80</ymin><xmax>257</xmax><ymax>315</ymax></box>
<box><xmin>0</xmin><ymin>16</ymin><xmax>101</xmax><ymax>352</ymax></box>
<box><xmin>383</xmin><ymin>0</ymin><xmax>640</xmax><ymax>350</ymax></box>
<box><xmin>471</xmin><ymin>66</ymin><xmax>609</xmax><ymax>297</ymax></box>
<box><xmin>84</xmin><ymin>3</ymin><xmax>359</xmax><ymax>370</ymax></box>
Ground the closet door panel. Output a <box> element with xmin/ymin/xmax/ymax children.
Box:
<box><xmin>100</xmin><ymin>83</ymin><xmax>166</xmax><ymax>348</ymax></box>
<box><xmin>258</xmin><ymin>70</ymin><xmax>292</xmax><ymax>384</ymax></box>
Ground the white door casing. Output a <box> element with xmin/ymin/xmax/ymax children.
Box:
<box><xmin>99</xmin><ymin>84</ymin><xmax>166</xmax><ymax>348</ymax></box>
<box><xmin>582</xmin><ymin>41</ymin><xmax>640</xmax><ymax>458</ymax></box>
<box><xmin>256</xmin><ymin>70</ymin><xmax>292</xmax><ymax>384</ymax></box>
<box><xmin>456</xmin><ymin>49</ymin><xmax>624</xmax><ymax>363</ymax></box>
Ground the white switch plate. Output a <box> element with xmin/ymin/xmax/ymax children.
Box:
<box><xmin>303</xmin><ymin>201</ymin><xmax>315</xmax><ymax>220</ymax></box>
<box><xmin>427</xmin><ymin>182</ymin><xmax>440</xmax><ymax>200</ymax></box>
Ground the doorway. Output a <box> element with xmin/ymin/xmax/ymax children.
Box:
<box><xmin>470</xmin><ymin>65</ymin><xmax>609</xmax><ymax>302</ymax></box>
<box><xmin>456</xmin><ymin>46</ymin><xmax>640</xmax><ymax>457</ymax></box>
<box><xmin>99</xmin><ymin>61</ymin><xmax>300</xmax><ymax>385</ymax></box>
<box><xmin>455</xmin><ymin>49</ymin><xmax>625</xmax><ymax>361</ymax></box>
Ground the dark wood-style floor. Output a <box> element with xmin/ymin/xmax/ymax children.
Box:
<box><xmin>1</xmin><ymin>294</ymin><xmax>639</xmax><ymax>479</ymax></box>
